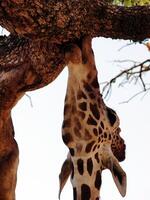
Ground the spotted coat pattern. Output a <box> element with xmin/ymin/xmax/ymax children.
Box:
<box><xmin>59</xmin><ymin>37</ymin><xmax>127</xmax><ymax>200</ymax></box>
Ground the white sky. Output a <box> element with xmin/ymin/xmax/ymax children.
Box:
<box><xmin>1</xmin><ymin>28</ymin><xmax>150</xmax><ymax>200</ymax></box>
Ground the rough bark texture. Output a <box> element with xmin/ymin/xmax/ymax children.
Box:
<box><xmin>0</xmin><ymin>35</ymin><xmax>65</xmax><ymax>90</ymax></box>
<box><xmin>0</xmin><ymin>0</ymin><xmax>150</xmax><ymax>199</ymax></box>
<box><xmin>0</xmin><ymin>0</ymin><xmax>150</xmax><ymax>91</ymax></box>
<box><xmin>0</xmin><ymin>0</ymin><xmax>150</xmax><ymax>41</ymax></box>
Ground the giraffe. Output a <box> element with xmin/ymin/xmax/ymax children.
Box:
<box><xmin>59</xmin><ymin>36</ymin><xmax>126</xmax><ymax>200</ymax></box>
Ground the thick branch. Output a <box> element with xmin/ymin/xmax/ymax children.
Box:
<box><xmin>0</xmin><ymin>34</ymin><xmax>65</xmax><ymax>144</ymax></box>
<box><xmin>0</xmin><ymin>1</ymin><xmax>150</xmax><ymax>42</ymax></box>
<box><xmin>0</xmin><ymin>34</ymin><xmax>65</xmax><ymax>92</ymax></box>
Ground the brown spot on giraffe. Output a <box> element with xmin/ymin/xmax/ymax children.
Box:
<box><xmin>73</xmin><ymin>187</ymin><xmax>77</xmax><ymax>200</ymax></box>
<box><xmin>95</xmin><ymin>152</ymin><xmax>100</xmax><ymax>164</ymax></box>
<box><xmin>95</xmin><ymin>170</ymin><xmax>102</xmax><ymax>190</ymax></box>
<box><xmin>83</xmin><ymin>82</ymin><xmax>93</xmax><ymax>93</ymax></box>
<box><xmin>77</xmin><ymin>90</ymin><xmax>87</xmax><ymax>100</ymax></box>
<box><xmin>87</xmin><ymin>72</ymin><xmax>92</xmax><ymax>80</ymax></box>
<box><xmin>93</xmin><ymin>144</ymin><xmax>97</xmax><ymax>151</ymax></box>
<box><xmin>64</xmin><ymin>104</ymin><xmax>70</xmax><ymax>115</ymax></box>
<box><xmin>74</xmin><ymin>117</ymin><xmax>82</xmax><ymax>129</ymax></box>
<box><xmin>77</xmin><ymin>159</ymin><xmax>84</xmax><ymax>175</ymax></box>
<box><xmin>87</xmin><ymin>158</ymin><xmax>93</xmax><ymax>176</ymax></box>
<box><xmin>62</xmin><ymin>119</ymin><xmax>71</xmax><ymax>128</ymax></box>
<box><xmin>91</xmin><ymin>76</ymin><xmax>99</xmax><ymax>89</ymax></box>
<box><xmin>84</xmin><ymin>129</ymin><xmax>92</xmax><ymax>140</ymax></box>
<box><xmin>89</xmin><ymin>92</ymin><xmax>95</xmax><ymax>99</ymax></box>
<box><xmin>60</xmin><ymin>36</ymin><xmax>127</xmax><ymax>200</ymax></box>
<box><xmin>81</xmin><ymin>184</ymin><xmax>91</xmax><ymax>200</ymax></box>
<box><xmin>87</xmin><ymin>115</ymin><xmax>97</xmax><ymax>126</ymax></box>
<box><xmin>85</xmin><ymin>141</ymin><xmax>95</xmax><ymax>153</ymax></box>
<box><xmin>62</xmin><ymin>132</ymin><xmax>73</xmax><ymax>145</ymax></box>
<box><xmin>70</xmin><ymin>148</ymin><xmax>75</xmax><ymax>157</ymax></box>
<box><xmin>78</xmin><ymin>111</ymin><xmax>86</xmax><ymax>120</ymax></box>
<box><xmin>90</xmin><ymin>103</ymin><xmax>100</xmax><ymax>120</ymax></box>
<box><xmin>74</xmin><ymin>127</ymin><xmax>81</xmax><ymax>138</ymax></box>
<box><xmin>78</xmin><ymin>102</ymin><xmax>87</xmax><ymax>111</ymax></box>
<box><xmin>93</xmin><ymin>128</ymin><xmax>98</xmax><ymax>136</ymax></box>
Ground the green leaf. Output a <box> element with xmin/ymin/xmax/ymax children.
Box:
<box><xmin>111</xmin><ymin>0</ymin><xmax>150</xmax><ymax>6</ymax></box>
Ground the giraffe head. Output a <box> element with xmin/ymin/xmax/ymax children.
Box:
<box><xmin>106</xmin><ymin>107</ymin><xmax>126</xmax><ymax>162</ymax></box>
<box><xmin>59</xmin><ymin>36</ymin><xmax>126</xmax><ymax>200</ymax></box>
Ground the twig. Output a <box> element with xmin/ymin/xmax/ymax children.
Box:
<box><xmin>118</xmin><ymin>42</ymin><xmax>136</xmax><ymax>51</ymax></box>
<box><xmin>113</xmin><ymin>59</ymin><xmax>139</xmax><ymax>64</ymax></box>
<box><xmin>139</xmin><ymin>65</ymin><xmax>146</xmax><ymax>91</ymax></box>
<box><xmin>101</xmin><ymin>59</ymin><xmax>150</xmax><ymax>99</ymax></box>
<box><xmin>25</xmin><ymin>93</ymin><xmax>33</xmax><ymax>107</ymax></box>
<box><xmin>119</xmin><ymin>87</ymin><xmax>150</xmax><ymax>104</ymax></box>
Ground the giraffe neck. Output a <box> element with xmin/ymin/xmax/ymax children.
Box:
<box><xmin>65</xmin><ymin>63</ymin><xmax>105</xmax><ymax>118</ymax></box>
<box><xmin>71</xmin><ymin>154</ymin><xmax>102</xmax><ymax>200</ymax></box>
<box><xmin>60</xmin><ymin>38</ymin><xmax>126</xmax><ymax>200</ymax></box>
<box><xmin>63</xmin><ymin>67</ymin><xmax>107</xmax><ymax>200</ymax></box>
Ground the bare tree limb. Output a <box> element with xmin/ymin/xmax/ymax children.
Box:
<box><xmin>102</xmin><ymin>59</ymin><xmax>150</xmax><ymax>98</ymax></box>
<box><xmin>25</xmin><ymin>93</ymin><xmax>33</xmax><ymax>108</ymax></box>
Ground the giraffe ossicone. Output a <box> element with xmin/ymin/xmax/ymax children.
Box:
<box><xmin>59</xmin><ymin>36</ymin><xmax>127</xmax><ymax>200</ymax></box>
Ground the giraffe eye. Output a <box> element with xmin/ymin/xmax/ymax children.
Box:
<box><xmin>106</xmin><ymin>107</ymin><xmax>117</xmax><ymax>126</ymax></box>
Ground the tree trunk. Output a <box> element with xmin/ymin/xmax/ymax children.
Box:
<box><xmin>0</xmin><ymin>0</ymin><xmax>150</xmax><ymax>199</ymax></box>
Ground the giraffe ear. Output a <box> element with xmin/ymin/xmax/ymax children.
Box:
<box><xmin>101</xmin><ymin>145</ymin><xmax>127</xmax><ymax>197</ymax></box>
<box><xmin>59</xmin><ymin>154</ymin><xmax>72</xmax><ymax>199</ymax></box>
<box><xmin>107</xmin><ymin>156</ymin><xmax>127</xmax><ymax>197</ymax></box>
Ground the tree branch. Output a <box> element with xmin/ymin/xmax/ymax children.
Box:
<box><xmin>0</xmin><ymin>34</ymin><xmax>65</xmax><ymax>91</ymax></box>
<box><xmin>0</xmin><ymin>1</ymin><xmax>150</xmax><ymax>42</ymax></box>
<box><xmin>102</xmin><ymin>59</ymin><xmax>150</xmax><ymax>98</ymax></box>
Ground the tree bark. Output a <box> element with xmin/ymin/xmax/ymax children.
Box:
<box><xmin>0</xmin><ymin>1</ymin><xmax>150</xmax><ymax>199</ymax></box>
<box><xmin>0</xmin><ymin>1</ymin><xmax>150</xmax><ymax>41</ymax></box>
<box><xmin>0</xmin><ymin>0</ymin><xmax>150</xmax><ymax>91</ymax></box>
<box><xmin>0</xmin><ymin>35</ymin><xmax>65</xmax><ymax>91</ymax></box>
